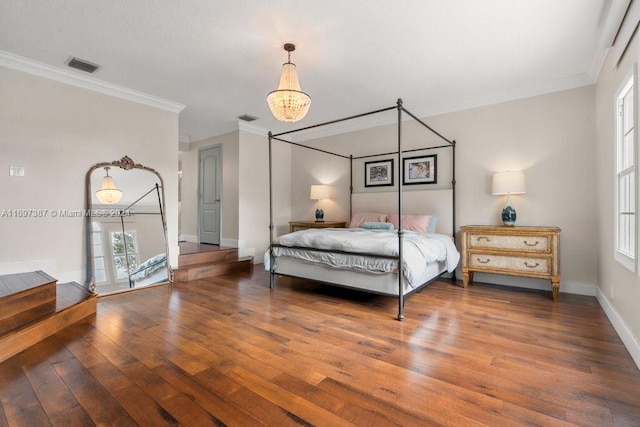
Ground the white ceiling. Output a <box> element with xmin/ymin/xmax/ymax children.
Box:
<box><xmin>0</xmin><ymin>0</ymin><xmax>623</xmax><ymax>142</ymax></box>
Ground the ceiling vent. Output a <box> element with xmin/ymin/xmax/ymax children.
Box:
<box><xmin>65</xmin><ymin>56</ymin><xmax>101</xmax><ymax>74</ymax></box>
<box><xmin>238</xmin><ymin>114</ymin><xmax>258</xmax><ymax>122</ymax></box>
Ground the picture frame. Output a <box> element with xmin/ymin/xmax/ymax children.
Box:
<box><xmin>403</xmin><ymin>154</ymin><xmax>437</xmax><ymax>185</ymax></box>
<box><xmin>364</xmin><ymin>159</ymin><xmax>394</xmax><ymax>187</ymax></box>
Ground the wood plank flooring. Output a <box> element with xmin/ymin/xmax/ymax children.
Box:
<box><xmin>1</xmin><ymin>270</ymin><xmax>639</xmax><ymax>426</ymax></box>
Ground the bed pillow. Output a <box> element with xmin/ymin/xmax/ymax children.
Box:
<box><xmin>362</xmin><ymin>222</ymin><xmax>394</xmax><ymax>231</ymax></box>
<box><xmin>349</xmin><ymin>212</ymin><xmax>388</xmax><ymax>228</ymax></box>
<box><xmin>388</xmin><ymin>214</ymin><xmax>432</xmax><ymax>233</ymax></box>
<box><xmin>428</xmin><ymin>215</ymin><xmax>438</xmax><ymax>233</ymax></box>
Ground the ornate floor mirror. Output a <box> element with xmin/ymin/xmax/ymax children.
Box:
<box><xmin>85</xmin><ymin>156</ymin><xmax>171</xmax><ymax>295</ymax></box>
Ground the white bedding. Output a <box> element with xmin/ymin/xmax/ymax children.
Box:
<box><xmin>265</xmin><ymin>228</ymin><xmax>459</xmax><ymax>289</ymax></box>
<box><xmin>129</xmin><ymin>253</ymin><xmax>167</xmax><ymax>281</ymax></box>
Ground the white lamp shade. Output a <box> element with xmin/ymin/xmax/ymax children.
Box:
<box><xmin>492</xmin><ymin>171</ymin><xmax>526</xmax><ymax>195</ymax></box>
<box><xmin>96</xmin><ymin>175</ymin><xmax>122</xmax><ymax>204</ymax></box>
<box><xmin>267</xmin><ymin>62</ymin><xmax>311</xmax><ymax>122</ymax></box>
<box><xmin>310</xmin><ymin>185</ymin><xmax>330</xmax><ymax>200</ymax></box>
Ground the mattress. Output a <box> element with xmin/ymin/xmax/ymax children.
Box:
<box><xmin>266</xmin><ymin>228</ymin><xmax>459</xmax><ymax>288</ymax></box>
<box><xmin>271</xmin><ymin>256</ymin><xmax>447</xmax><ymax>296</ymax></box>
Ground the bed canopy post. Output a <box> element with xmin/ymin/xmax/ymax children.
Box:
<box><xmin>451</xmin><ymin>139</ymin><xmax>457</xmax><ymax>280</ymax></box>
<box><xmin>396</xmin><ymin>98</ymin><xmax>405</xmax><ymax>321</ymax></box>
<box><xmin>452</xmin><ymin>140</ymin><xmax>457</xmax><ymax>234</ymax></box>
<box><xmin>349</xmin><ymin>155</ymin><xmax>353</xmax><ymax>219</ymax></box>
<box><xmin>268</xmin><ymin>131</ymin><xmax>275</xmax><ymax>289</ymax></box>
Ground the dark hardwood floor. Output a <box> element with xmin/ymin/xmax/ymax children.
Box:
<box><xmin>1</xmin><ymin>269</ymin><xmax>639</xmax><ymax>426</ymax></box>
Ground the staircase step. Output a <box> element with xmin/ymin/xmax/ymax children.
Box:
<box><xmin>0</xmin><ymin>281</ymin><xmax>97</xmax><ymax>363</ymax></box>
<box><xmin>174</xmin><ymin>256</ymin><xmax>253</xmax><ymax>281</ymax></box>
<box><xmin>178</xmin><ymin>248</ymin><xmax>238</xmax><ymax>267</ymax></box>
<box><xmin>0</xmin><ymin>270</ymin><xmax>57</xmax><ymax>321</ymax></box>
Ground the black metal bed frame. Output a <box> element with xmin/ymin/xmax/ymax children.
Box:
<box><xmin>267</xmin><ymin>99</ymin><xmax>456</xmax><ymax>320</ymax></box>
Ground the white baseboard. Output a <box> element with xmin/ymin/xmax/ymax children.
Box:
<box><xmin>220</xmin><ymin>238</ymin><xmax>239</xmax><ymax>248</ymax></box>
<box><xmin>0</xmin><ymin>258</ymin><xmax>58</xmax><ymax>276</ymax></box>
<box><xmin>179</xmin><ymin>234</ymin><xmax>197</xmax><ymax>243</ymax></box>
<box><xmin>596</xmin><ymin>287</ymin><xmax>640</xmax><ymax>370</ymax></box>
<box><xmin>0</xmin><ymin>260</ymin><xmax>88</xmax><ymax>289</ymax></box>
<box><xmin>238</xmin><ymin>247</ymin><xmax>255</xmax><ymax>258</ymax></box>
<box><xmin>169</xmin><ymin>244</ymin><xmax>180</xmax><ymax>268</ymax></box>
<box><xmin>220</xmin><ymin>238</ymin><xmax>257</xmax><ymax>260</ymax></box>
<box><xmin>56</xmin><ymin>269</ymin><xmax>85</xmax><ymax>285</ymax></box>
<box><xmin>470</xmin><ymin>272</ymin><xmax>596</xmax><ymax>296</ymax></box>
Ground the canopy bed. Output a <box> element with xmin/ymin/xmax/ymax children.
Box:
<box><xmin>266</xmin><ymin>99</ymin><xmax>458</xmax><ymax>320</ymax></box>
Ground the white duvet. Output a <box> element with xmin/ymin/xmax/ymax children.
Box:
<box><xmin>264</xmin><ymin>228</ymin><xmax>460</xmax><ymax>289</ymax></box>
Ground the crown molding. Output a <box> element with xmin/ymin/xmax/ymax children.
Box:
<box><xmin>0</xmin><ymin>50</ymin><xmax>185</xmax><ymax>113</ymax></box>
<box><xmin>238</xmin><ymin>120</ymin><xmax>268</xmax><ymax>137</ymax></box>
<box><xmin>588</xmin><ymin>0</ymin><xmax>631</xmax><ymax>80</ymax></box>
<box><xmin>187</xmin><ymin>120</ymin><xmax>269</xmax><ymax>143</ymax></box>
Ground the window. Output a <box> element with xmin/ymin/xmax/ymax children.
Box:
<box><xmin>616</xmin><ymin>73</ymin><xmax>636</xmax><ymax>272</ymax></box>
<box><xmin>91</xmin><ymin>222</ymin><xmax>107</xmax><ymax>283</ymax></box>
<box><xmin>110</xmin><ymin>230</ymin><xmax>139</xmax><ymax>280</ymax></box>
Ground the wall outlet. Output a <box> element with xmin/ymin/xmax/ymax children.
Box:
<box><xmin>9</xmin><ymin>166</ymin><xmax>24</xmax><ymax>177</ymax></box>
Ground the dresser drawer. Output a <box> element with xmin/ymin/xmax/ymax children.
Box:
<box><xmin>461</xmin><ymin>225</ymin><xmax>561</xmax><ymax>300</ymax></box>
<box><xmin>468</xmin><ymin>233</ymin><xmax>550</xmax><ymax>253</ymax></box>
<box><xmin>469</xmin><ymin>253</ymin><xmax>550</xmax><ymax>275</ymax></box>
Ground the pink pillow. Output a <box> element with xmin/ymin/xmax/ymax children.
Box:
<box><xmin>349</xmin><ymin>212</ymin><xmax>388</xmax><ymax>228</ymax></box>
<box><xmin>388</xmin><ymin>214</ymin><xmax>431</xmax><ymax>233</ymax></box>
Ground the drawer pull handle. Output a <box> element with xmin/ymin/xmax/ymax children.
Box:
<box><xmin>477</xmin><ymin>236</ymin><xmax>490</xmax><ymax>242</ymax></box>
<box><xmin>476</xmin><ymin>258</ymin><xmax>490</xmax><ymax>264</ymax></box>
<box><xmin>524</xmin><ymin>261</ymin><xmax>539</xmax><ymax>268</ymax></box>
<box><xmin>523</xmin><ymin>240</ymin><xmax>539</xmax><ymax>247</ymax></box>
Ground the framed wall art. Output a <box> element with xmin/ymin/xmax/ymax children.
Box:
<box><xmin>403</xmin><ymin>154</ymin><xmax>437</xmax><ymax>185</ymax></box>
<box><xmin>364</xmin><ymin>159</ymin><xmax>394</xmax><ymax>187</ymax></box>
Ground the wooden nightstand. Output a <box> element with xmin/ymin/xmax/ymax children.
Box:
<box><xmin>289</xmin><ymin>220</ymin><xmax>347</xmax><ymax>233</ymax></box>
<box><xmin>460</xmin><ymin>225</ymin><xmax>561</xmax><ymax>300</ymax></box>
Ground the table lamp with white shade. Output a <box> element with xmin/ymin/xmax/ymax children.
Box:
<box><xmin>492</xmin><ymin>171</ymin><xmax>526</xmax><ymax>226</ymax></box>
<box><xmin>310</xmin><ymin>184</ymin><xmax>330</xmax><ymax>222</ymax></box>
<box><xmin>309</xmin><ymin>185</ymin><xmax>329</xmax><ymax>222</ymax></box>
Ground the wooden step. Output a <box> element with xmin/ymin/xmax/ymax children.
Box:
<box><xmin>0</xmin><ymin>270</ymin><xmax>57</xmax><ymax>321</ymax></box>
<box><xmin>174</xmin><ymin>256</ymin><xmax>253</xmax><ymax>282</ymax></box>
<box><xmin>0</xmin><ymin>281</ymin><xmax>97</xmax><ymax>363</ymax></box>
<box><xmin>178</xmin><ymin>247</ymin><xmax>238</xmax><ymax>267</ymax></box>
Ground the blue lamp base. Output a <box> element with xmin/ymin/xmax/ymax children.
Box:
<box><xmin>501</xmin><ymin>194</ymin><xmax>516</xmax><ymax>226</ymax></box>
<box><xmin>315</xmin><ymin>208</ymin><xmax>324</xmax><ymax>222</ymax></box>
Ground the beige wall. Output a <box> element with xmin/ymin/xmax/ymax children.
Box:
<box><xmin>292</xmin><ymin>86</ymin><xmax>598</xmax><ymax>296</ymax></box>
<box><xmin>290</xmin><ymin>118</ymin><xmax>455</xmax><ymax>224</ymax></box>
<box><xmin>0</xmin><ymin>66</ymin><xmax>180</xmax><ymax>283</ymax></box>
<box><xmin>180</xmin><ymin>131</ymin><xmax>240</xmax><ymax>244</ymax></box>
<box><xmin>595</xmin><ymin>32</ymin><xmax>640</xmax><ymax>363</ymax></box>
<box><xmin>238</xmin><ymin>131</ymin><xmax>291</xmax><ymax>258</ymax></box>
<box><xmin>180</xmin><ymin>129</ymin><xmax>291</xmax><ymax>260</ymax></box>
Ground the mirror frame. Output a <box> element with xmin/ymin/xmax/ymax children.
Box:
<box><xmin>85</xmin><ymin>155</ymin><xmax>172</xmax><ymax>293</ymax></box>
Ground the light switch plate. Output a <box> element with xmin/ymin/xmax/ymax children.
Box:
<box><xmin>9</xmin><ymin>166</ymin><xmax>24</xmax><ymax>177</ymax></box>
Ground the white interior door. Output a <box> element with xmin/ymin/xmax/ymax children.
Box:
<box><xmin>198</xmin><ymin>146</ymin><xmax>221</xmax><ymax>245</ymax></box>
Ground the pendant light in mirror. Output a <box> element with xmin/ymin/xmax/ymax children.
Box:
<box><xmin>96</xmin><ymin>166</ymin><xmax>122</xmax><ymax>204</ymax></box>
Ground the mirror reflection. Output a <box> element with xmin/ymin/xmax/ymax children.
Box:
<box><xmin>86</xmin><ymin>157</ymin><xmax>170</xmax><ymax>295</ymax></box>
